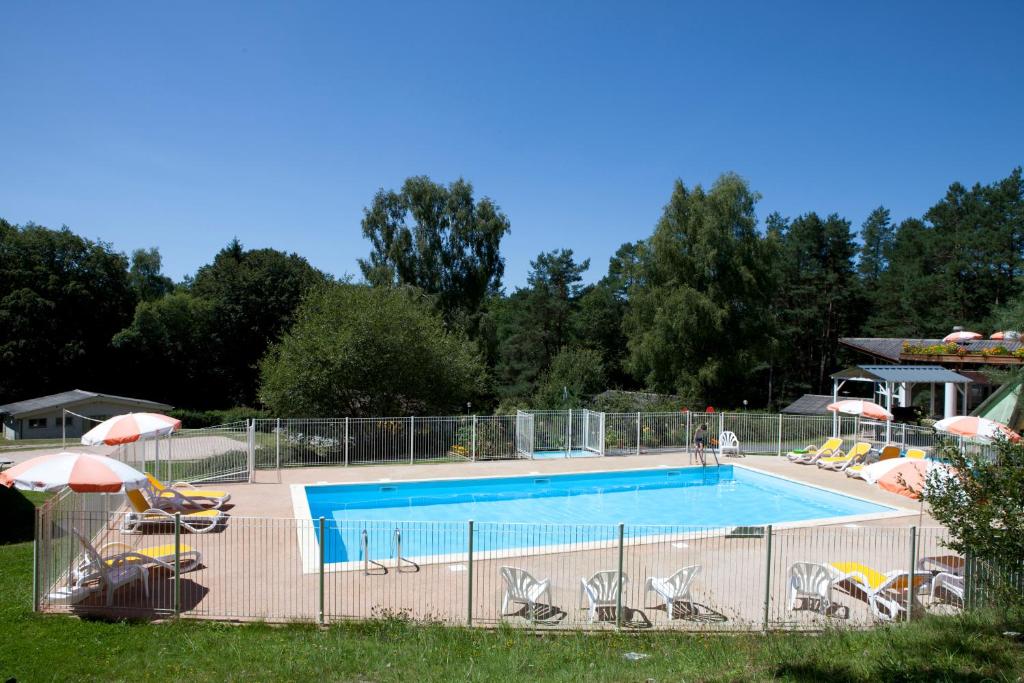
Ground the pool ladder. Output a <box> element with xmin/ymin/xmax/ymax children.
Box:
<box><xmin>361</xmin><ymin>528</ymin><xmax>420</xmax><ymax>576</ymax></box>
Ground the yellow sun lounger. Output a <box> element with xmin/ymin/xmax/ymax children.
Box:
<box><xmin>816</xmin><ymin>442</ymin><xmax>872</xmax><ymax>471</ymax></box>
<box><xmin>72</xmin><ymin>529</ymin><xmax>203</xmax><ymax>587</ymax></box>
<box><xmin>787</xmin><ymin>438</ymin><xmax>843</xmax><ymax>464</ymax></box>
<box><xmin>828</xmin><ymin>561</ymin><xmax>930</xmax><ymax>621</ymax></box>
<box><xmin>123</xmin><ymin>489</ymin><xmax>226</xmax><ymax>534</ymax></box>
<box><xmin>146</xmin><ymin>472</ymin><xmax>231</xmax><ymax>510</ymax></box>
<box><xmin>845</xmin><ymin>444</ymin><xmax>901</xmax><ymax>478</ymax></box>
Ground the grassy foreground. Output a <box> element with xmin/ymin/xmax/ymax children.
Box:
<box><xmin>1</xmin><ymin>496</ymin><xmax>1022</xmax><ymax>682</ymax></box>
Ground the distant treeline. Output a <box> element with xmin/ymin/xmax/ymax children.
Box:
<box><xmin>2</xmin><ymin>168</ymin><xmax>1022</xmax><ymax>416</ymax></box>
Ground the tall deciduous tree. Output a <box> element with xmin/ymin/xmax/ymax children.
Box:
<box><xmin>259</xmin><ymin>284</ymin><xmax>487</xmax><ymax>416</ymax></box>
<box><xmin>624</xmin><ymin>174</ymin><xmax>773</xmax><ymax>405</ymax></box>
<box><xmin>358</xmin><ymin>176</ymin><xmax>510</xmax><ymax>331</ymax></box>
<box><xmin>0</xmin><ymin>220</ymin><xmax>135</xmax><ymax>403</ymax></box>
<box><xmin>128</xmin><ymin>248</ymin><xmax>174</xmax><ymax>302</ymax></box>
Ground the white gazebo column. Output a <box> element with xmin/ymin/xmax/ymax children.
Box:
<box><xmin>944</xmin><ymin>382</ymin><xmax>957</xmax><ymax>418</ymax></box>
<box><xmin>832</xmin><ymin>378</ymin><xmax>839</xmax><ymax>438</ymax></box>
<box><xmin>885</xmin><ymin>381</ymin><xmax>893</xmax><ymax>443</ymax></box>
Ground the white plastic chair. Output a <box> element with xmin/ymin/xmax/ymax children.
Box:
<box><xmin>718</xmin><ymin>431</ymin><xmax>742</xmax><ymax>457</ymax></box>
<box><xmin>500</xmin><ymin>566</ymin><xmax>551</xmax><ymax>618</ymax></box>
<box><xmin>72</xmin><ymin>529</ymin><xmax>149</xmax><ymax>606</ymax></box>
<box><xmin>579</xmin><ymin>570</ymin><xmax>629</xmax><ymax>622</ymax></box>
<box><xmin>787</xmin><ymin>562</ymin><xmax>834</xmax><ymax>613</ymax></box>
<box><xmin>645</xmin><ymin>565</ymin><xmax>701</xmax><ymax>618</ymax></box>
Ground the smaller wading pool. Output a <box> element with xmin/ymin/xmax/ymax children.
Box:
<box><xmin>293</xmin><ymin>466</ymin><xmax>906</xmax><ymax>569</ymax></box>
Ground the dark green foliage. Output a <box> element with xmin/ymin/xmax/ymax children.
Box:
<box><xmin>259</xmin><ymin>284</ymin><xmax>488</xmax><ymax>416</ymax></box>
<box><xmin>771</xmin><ymin>212</ymin><xmax>863</xmax><ymax>397</ymax></box>
<box><xmin>533</xmin><ymin>347</ymin><xmax>607</xmax><ymax>408</ymax></box>
<box><xmin>624</xmin><ymin>174</ymin><xmax>774</xmax><ymax>405</ymax></box>
<box><xmin>924</xmin><ymin>437</ymin><xmax>1024</xmax><ymax>614</ymax></box>
<box><xmin>358</xmin><ymin>176</ymin><xmax>510</xmax><ymax>331</ymax></box>
<box><xmin>493</xmin><ymin>250</ymin><xmax>591</xmax><ymax>399</ymax></box>
<box><xmin>168</xmin><ymin>406</ymin><xmax>271</xmax><ymax>428</ymax></box>
<box><xmin>858</xmin><ymin>206</ymin><xmax>894</xmax><ymax>286</ymax></box>
<box><xmin>128</xmin><ymin>247</ymin><xmax>174</xmax><ymax>302</ymax></box>
<box><xmin>0</xmin><ymin>220</ymin><xmax>136</xmax><ymax>404</ymax></box>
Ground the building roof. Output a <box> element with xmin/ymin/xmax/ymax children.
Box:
<box><xmin>780</xmin><ymin>394</ymin><xmax>835</xmax><ymax>415</ymax></box>
<box><xmin>840</xmin><ymin>337</ymin><xmax>1024</xmax><ymax>363</ymax></box>
<box><xmin>831</xmin><ymin>365</ymin><xmax>971</xmax><ymax>384</ymax></box>
<box><xmin>0</xmin><ymin>389</ymin><xmax>172</xmax><ymax>417</ymax></box>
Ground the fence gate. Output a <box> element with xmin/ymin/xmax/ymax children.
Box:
<box><xmin>515</xmin><ymin>411</ymin><xmax>534</xmax><ymax>458</ymax></box>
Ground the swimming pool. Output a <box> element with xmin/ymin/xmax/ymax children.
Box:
<box><xmin>296</xmin><ymin>466</ymin><xmax>902</xmax><ymax>567</ymax></box>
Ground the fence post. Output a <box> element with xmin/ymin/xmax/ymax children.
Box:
<box><xmin>718</xmin><ymin>412</ymin><xmax>724</xmax><ymax>442</ymax></box>
<box><xmin>409</xmin><ymin>416</ymin><xmax>415</xmax><ymax>464</ymax></box>
<box><xmin>247</xmin><ymin>420</ymin><xmax>255</xmax><ymax>483</ymax></box>
<box><xmin>467</xmin><ymin>519</ymin><xmax>474</xmax><ymax>626</ymax></box>
<box><xmin>636</xmin><ymin>412</ymin><xmax>641</xmax><ymax>456</ymax></box>
<box><xmin>471</xmin><ymin>416</ymin><xmax>477</xmax><ymax>462</ymax></box>
<box><xmin>61</xmin><ymin>409</ymin><xmax>66</xmax><ymax>449</ymax></box>
<box><xmin>318</xmin><ymin>516</ymin><xmax>326</xmax><ymax>626</ymax></box>
<box><xmin>762</xmin><ymin>524</ymin><xmax>773</xmax><ymax>631</ymax></box>
<box><xmin>174</xmin><ymin>512</ymin><xmax>182</xmax><ymax>617</ymax></box>
<box><xmin>275</xmin><ymin>418</ymin><xmax>281</xmax><ymax>482</ymax></box>
<box><xmin>31</xmin><ymin>508</ymin><xmax>39</xmax><ymax>613</ymax></box>
<box><xmin>616</xmin><ymin>522</ymin><xmax>625</xmax><ymax>629</ymax></box>
<box><xmin>776</xmin><ymin>414</ymin><xmax>783</xmax><ymax>457</ymax></box>
<box><xmin>907</xmin><ymin>526</ymin><xmax>917</xmax><ymax>621</ymax></box>
<box><xmin>344</xmin><ymin>417</ymin><xmax>349</xmax><ymax>466</ymax></box>
<box><xmin>686</xmin><ymin>412</ymin><xmax>692</xmax><ymax>457</ymax></box>
<box><xmin>963</xmin><ymin>551</ymin><xmax>974</xmax><ymax>610</ymax></box>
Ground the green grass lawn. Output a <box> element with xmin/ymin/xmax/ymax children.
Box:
<box><xmin>1</xmin><ymin>491</ymin><xmax>1022</xmax><ymax>682</ymax></box>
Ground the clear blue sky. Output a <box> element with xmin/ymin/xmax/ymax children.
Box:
<box><xmin>2</xmin><ymin>1</ymin><xmax>1022</xmax><ymax>288</ymax></box>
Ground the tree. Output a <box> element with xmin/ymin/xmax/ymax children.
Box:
<box><xmin>772</xmin><ymin>212</ymin><xmax>863</xmax><ymax>397</ymax></box>
<box><xmin>128</xmin><ymin>248</ymin><xmax>174</xmax><ymax>302</ymax></box>
<box><xmin>533</xmin><ymin>347</ymin><xmax>606</xmax><ymax>408</ymax></box>
<box><xmin>864</xmin><ymin>218</ymin><xmax>945</xmax><ymax>336</ymax></box>
<box><xmin>358</xmin><ymin>176</ymin><xmax>510</xmax><ymax>330</ymax></box>
<box><xmin>493</xmin><ymin>250</ymin><xmax>590</xmax><ymax>399</ymax></box>
<box><xmin>624</xmin><ymin>174</ymin><xmax>773</xmax><ymax>405</ymax></box>
<box><xmin>111</xmin><ymin>293</ymin><xmax>219</xmax><ymax>408</ymax></box>
<box><xmin>189</xmin><ymin>239</ymin><xmax>328</xmax><ymax>405</ymax></box>
<box><xmin>0</xmin><ymin>220</ymin><xmax>135</xmax><ymax>403</ymax></box>
<box><xmin>857</xmin><ymin>206</ymin><xmax>893</xmax><ymax>286</ymax></box>
<box><xmin>259</xmin><ymin>284</ymin><xmax>488</xmax><ymax>417</ymax></box>
<box><xmin>924</xmin><ymin>437</ymin><xmax>1024</xmax><ymax>613</ymax></box>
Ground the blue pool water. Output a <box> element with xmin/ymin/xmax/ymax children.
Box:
<box><xmin>305</xmin><ymin>466</ymin><xmax>895</xmax><ymax>563</ymax></box>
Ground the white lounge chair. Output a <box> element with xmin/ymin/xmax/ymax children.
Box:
<box><xmin>579</xmin><ymin>570</ymin><xmax>629</xmax><ymax>623</ymax></box>
<box><xmin>500</xmin><ymin>566</ymin><xmax>551</xmax><ymax>619</ymax></box>
<box><xmin>717</xmin><ymin>432</ymin><xmax>742</xmax><ymax>457</ymax></box>
<box><xmin>122</xmin><ymin>489</ymin><xmax>226</xmax><ymax>534</ymax></box>
<box><xmin>645</xmin><ymin>565</ymin><xmax>701</xmax><ymax>618</ymax></box>
<box><xmin>146</xmin><ymin>472</ymin><xmax>231</xmax><ymax>510</ymax></box>
<box><xmin>930</xmin><ymin>572</ymin><xmax>964</xmax><ymax>606</ymax></box>
<box><xmin>817</xmin><ymin>442</ymin><xmax>872</xmax><ymax>471</ymax></box>
<box><xmin>787</xmin><ymin>562</ymin><xmax>835</xmax><ymax>613</ymax></box>
<box><xmin>71</xmin><ymin>529</ymin><xmax>149</xmax><ymax>606</ymax></box>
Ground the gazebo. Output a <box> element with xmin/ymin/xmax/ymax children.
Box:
<box><xmin>830</xmin><ymin>365</ymin><xmax>972</xmax><ymax>440</ymax></box>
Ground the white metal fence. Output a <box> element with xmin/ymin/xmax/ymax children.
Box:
<box><xmin>36</xmin><ymin>500</ymin><xmax>988</xmax><ymax>630</ymax></box>
<box><xmin>100</xmin><ymin>410</ymin><xmax>995</xmax><ymax>485</ymax></box>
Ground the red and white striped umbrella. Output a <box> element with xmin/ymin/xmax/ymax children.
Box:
<box><xmin>80</xmin><ymin>412</ymin><xmax>181</xmax><ymax>446</ymax></box>
<box><xmin>933</xmin><ymin>415</ymin><xmax>1021</xmax><ymax>443</ymax></box>
<box><xmin>0</xmin><ymin>452</ymin><xmax>148</xmax><ymax>493</ymax></box>
<box><xmin>827</xmin><ymin>399</ymin><xmax>893</xmax><ymax>421</ymax></box>
<box><xmin>943</xmin><ymin>330</ymin><xmax>982</xmax><ymax>343</ymax></box>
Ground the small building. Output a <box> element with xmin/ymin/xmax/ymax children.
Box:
<box><xmin>0</xmin><ymin>389</ymin><xmax>173</xmax><ymax>440</ymax></box>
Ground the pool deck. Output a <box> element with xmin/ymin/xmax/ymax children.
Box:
<box><xmin>62</xmin><ymin>453</ymin><xmax>954</xmax><ymax>628</ymax></box>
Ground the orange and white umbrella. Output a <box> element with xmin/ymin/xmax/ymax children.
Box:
<box><xmin>933</xmin><ymin>415</ymin><xmax>1021</xmax><ymax>443</ymax></box>
<box><xmin>80</xmin><ymin>412</ymin><xmax>181</xmax><ymax>446</ymax></box>
<box><xmin>827</xmin><ymin>399</ymin><xmax>893</xmax><ymax>421</ymax></box>
<box><xmin>990</xmin><ymin>331</ymin><xmax>1006</xmax><ymax>340</ymax></box>
<box><xmin>0</xmin><ymin>452</ymin><xmax>147</xmax><ymax>493</ymax></box>
<box><xmin>874</xmin><ymin>460</ymin><xmax>943</xmax><ymax>499</ymax></box>
<box><xmin>943</xmin><ymin>330</ymin><xmax>982</xmax><ymax>343</ymax></box>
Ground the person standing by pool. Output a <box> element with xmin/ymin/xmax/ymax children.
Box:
<box><xmin>693</xmin><ymin>423</ymin><xmax>707</xmax><ymax>465</ymax></box>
